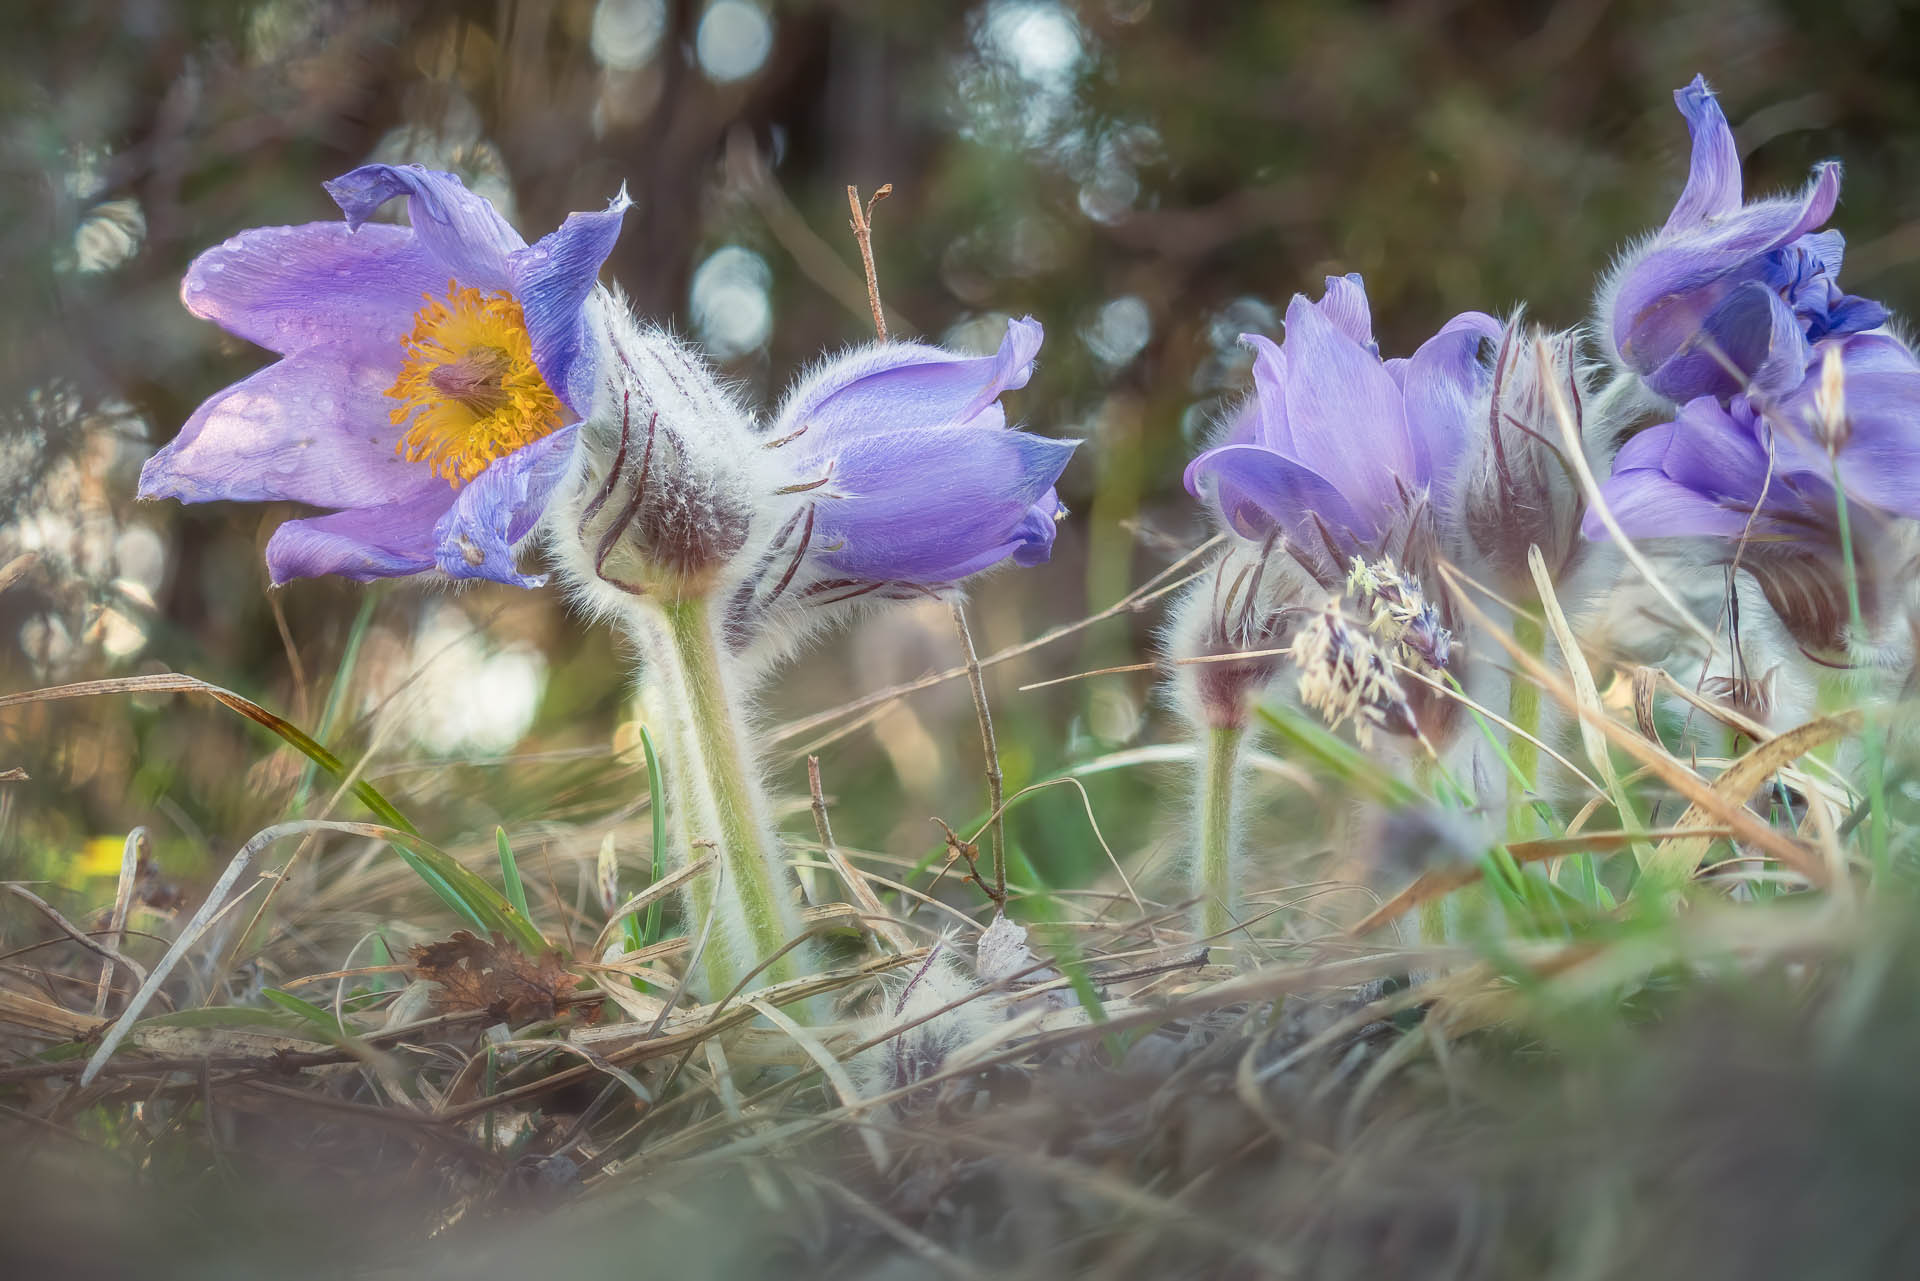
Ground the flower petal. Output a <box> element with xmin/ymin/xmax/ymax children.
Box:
<box><xmin>1794</xmin><ymin>228</ymin><xmax>1847</xmax><ymax>278</ymax></box>
<box><xmin>1642</xmin><ymin>279</ymin><xmax>1810</xmax><ymax>402</ymax></box>
<box><xmin>139</xmin><ymin>354</ymin><xmax>428</xmax><ymax>510</ymax></box>
<box><xmin>1665</xmin><ymin>75</ymin><xmax>1743</xmax><ymax>231</ymax></box>
<box><xmin>265</xmin><ymin>490</ymin><xmax>453</xmax><ymax>586</ymax></box>
<box><xmin>1585</xmin><ymin>468</ymin><xmax>1762</xmax><ymax>541</ymax></box>
<box><xmin>811</xmin><ymin>426</ymin><xmax>1076</xmax><ymax>582</ymax></box>
<box><xmin>770</xmin><ymin>317</ymin><xmax>1043</xmax><ymax>445</ymax></box>
<box><xmin>1614</xmin><ymin>164</ymin><xmax>1840</xmax><ymax>373</ymax></box>
<box><xmin>1184</xmin><ymin>443</ymin><xmax>1372</xmax><ymax>549</ymax></box>
<box><xmin>180</xmin><ymin>222</ymin><xmax>443</xmax><ymax>358</ymax></box>
<box><xmin>508</xmin><ymin>189</ymin><xmax>632</xmax><ymax>415</ymax></box>
<box><xmin>1314</xmin><ymin>273</ymin><xmax>1376</xmax><ymax>351</ymax></box>
<box><xmin>1008</xmin><ymin>488</ymin><xmax>1066</xmax><ymax>567</ymax></box>
<box><xmin>433</xmin><ymin>426</ymin><xmax>579</xmax><ymax>586</ymax></box>
<box><xmin>1240</xmin><ymin>332</ymin><xmax>1291</xmax><ymax>452</ymax></box>
<box><xmin>324</xmin><ymin>164</ymin><xmax>526</xmax><ymax>293</ymax></box>
<box><xmin>1824</xmin><ymin>332</ymin><xmax>1920</xmax><ymax>377</ymax></box>
<box><xmin>1402</xmin><ymin>310</ymin><xmax>1500</xmax><ymax>496</ymax></box>
<box><xmin>1617</xmin><ymin>397</ymin><xmax>1772</xmax><ymax>498</ymax></box>
<box><xmin>1766</xmin><ymin>371</ymin><xmax>1920</xmax><ymax>519</ymax></box>
<box><xmin>1278</xmin><ymin>290</ymin><xmax>1413</xmax><ymax>511</ymax></box>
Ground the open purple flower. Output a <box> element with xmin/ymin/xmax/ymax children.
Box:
<box><xmin>140</xmin><ymin>164</ymin><xmax>630</xmax><ymax>587</ymax></box>
<box><xmin>1586</xmin><ymin>333</ymin><xmax>1920</xmax><ymax>652</ymax></box>
<box><xmin>1604</xmin><ymin>75</ymin><xmax>1885</xmax><ymax>404</ymax></box>
<box><xmin>752</xmin><ymin>317</ymin><xmax>1077</xmax><ymax>603</ymax></box>
<box><xmin>1183</xmin><ymin>275</ymin><xmax>1499</xmax><ymax>584</ymax></box>
<box><xmin>1586</xmin><ymin>335</ymin><xmax>1920</xmax><ymax>543</ymax></box>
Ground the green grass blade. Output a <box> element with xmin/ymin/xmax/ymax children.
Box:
<box><xmin>260</xmin><ymin>987</ymin><xmax>348</xmax><ymax>1039</ymax></box>
<box><xmin>294</xmin><ymin>589</ymin><xmax>379</xmax><ymax>808</ymax></box>
<box><xmin>383</xmin><ymin>830</ymin><xmax>547</xmax><ymax>956</ymax></box>
<box><xmin>636</xmin><ymin>726</ymin><xmax>667</xmax><ymax>951</ymax></box>
<box><xmin>496</xmin><ymin>826</ymin><xmax>532</xmax><ymax>922</ymax></box>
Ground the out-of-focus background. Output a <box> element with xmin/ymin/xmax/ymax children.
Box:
<box><xmin>6</xmin><ymin>0</ymin><xmax>1920</xmax><ymax>900</ymax></box>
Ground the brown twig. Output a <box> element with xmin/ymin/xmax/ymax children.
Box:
<box><xmin>3</xmin><ymin>884</ymin><xmax>149</xmax><ymax>992</ymax></box>
<box><xmin>846</xmin><ymin>183</ymin><xmax>892</xmax><ymax>342</ymax></box>
<box><xmin>809</xmin><ymin>757</ymin><xmax>914</xmax><ymax>953</ymax></box>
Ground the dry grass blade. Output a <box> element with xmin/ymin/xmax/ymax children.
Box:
<box><xmin>79</xmin><ymin>819</ymin><xmax>403</xmax><ymax>1087</ymax></box>
<box><xmin>92</xmin><ymin>827</ymin><xmax>147</xmax><ymax>1017</ymax></box>
<box><xmin>492</xmin><ymin>1039</ymin><xmax>653</xmax><ymax>1109</ymax></box>
<box><xmin>1643</xmin><ymin>711</ymin><xmax>1864</xmax><ymax>887</ymax></box>
<box><xmin>1436</xmin><ymin>560</ymin><xmax>1828</xmax><ymax>886</ymax></box>
<box><xmin>591</xmin><ymin>854</ymin><xmax>714</xmax><ymax>957</ymax></box>
<box><xmin>0</xmin><ymin>986</ymin><xmax>100</xmax><ymax>1039</ymax></box>
<box><xmin>1538</xmin><ymin>342</ymin><xmax>1718</xmax><ymax>653</ymax></box>
<box><xmin>802</xmin><ymin>1171</ymin><xmax>995</xmax><ymax>1281</ymax></box>
<box><xmin>747</xmin><ymin>997</ymin><xmax>889</xmax><ymax>1172</ymax></box>
<box><xmin>1528</xmin><ymin>544</ymin><xmax>1617</xmax><ymax>790</ymax></box>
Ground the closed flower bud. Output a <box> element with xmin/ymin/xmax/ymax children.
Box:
<box><xmin>546</xmin><ymin>300</ymin><xmax>780</xmax><ymax>609</ymax></box>
<box><xmin>1458</xmin><ymin>318</ymin><xmax>1588</xmax><ymax>595</ymax></box>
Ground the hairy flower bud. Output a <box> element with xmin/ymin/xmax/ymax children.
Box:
<box><xmin>1458</xmin><ymin>319</ymin><xmax>1588</xmax><ymax>595</ymax></box>
<box><xmin>546</xmin><ymin>298</ymin><xmax>783</xmax><ymax>611</ymax></box>
<box><xmin>1163</xmin><ymin>536</ymin><xmax>1306</xmax><ymax>731</ymax></box>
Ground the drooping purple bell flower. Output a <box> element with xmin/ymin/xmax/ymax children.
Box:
<box><xmin>746</xmin><ymin>317</ymin><xmax>1077</xmax><ymax>608</ymax></box>
<box><xmin>1586</xmin><ymin>332</ymin><xmax>1920</xmax><ymax>653</ymax></box>
<box><xmin>1603</xmin><ymin>75</ymin><xmax>1886</xmax><ymax>405</ymax></box>
<box><xmin>140</xmin><ymin>164</ymin><xmax>630</xmax><ymax>587</ymax></box>
<box><xmin>1183</xmin><ymin>274</ymin><xmax>1500</xmax><ymax>585</ymax></box>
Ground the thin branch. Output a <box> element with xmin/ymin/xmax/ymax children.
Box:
<box><xmin>846</xmin><ymin>183</ymin><xmax>892</xmax><ymax>342</ymax></box>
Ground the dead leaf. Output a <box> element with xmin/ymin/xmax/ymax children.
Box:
<box><xmin>410</xmin><ymin>931</ymin><xmax>573</xmax><ymax>1025</ymax></box>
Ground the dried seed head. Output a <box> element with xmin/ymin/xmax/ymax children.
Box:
<box><xmin>1812</xmin><ymin>341</ymin><xmax>1851</xmax><ymax>454</ymax></box>
<box><xmin>1289</xmin><ymin>597</ymin><xmax>1420</xmax><ymax>748</ymax></box>
<box><xmin>594</xmin><ymin>832</ymin><xmax>620</xmax><ymax>918</ymax></box>
<box><xmin>1346</xmin><ymin>556</ymin><xmax>1452</xmax><ymax>672</ymax></box>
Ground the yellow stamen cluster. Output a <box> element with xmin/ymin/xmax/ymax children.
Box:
<box><xmin>385</xmin><ymin>280</ymin><xmax>566</xmax><ymax>486</ymax></box>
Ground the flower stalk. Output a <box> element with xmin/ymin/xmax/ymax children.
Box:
<box><xmin>1196</xmin><ymin>723</ymin><xmax>1248</xmax><ymax>944</ymax></box>
<box><xmin>1507</xmin><ymin>609</ymin><xmax>1545</xmax><ymax>839</ymax></box>
<box><xmin>637</xmin><ymin>592</ymin><xmax>803</xmax><ymax>1002</ymax></box>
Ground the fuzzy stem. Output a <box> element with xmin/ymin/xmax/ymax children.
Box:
<box><xmin>643</xmin><ymin>593</ymin><xmax>804</xmax><ymax>1004</ymax></box>
<box><xmin>1196</xmin><ymin>723</ymin><xmax>1247</xmax><ymax>946</ymax></box>
<box><xmin>1507</xmin><ymin>609</ymin><xmax>1546</xmax><ymax>839</ymax></box>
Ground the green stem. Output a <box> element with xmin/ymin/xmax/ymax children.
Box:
<box><xmin>1507</xmin><ymin>609</ymin><xmax>1545</xmax><ymax>841</ymax></box>
<box><xmin>647</xmin><ymin>593</ymin><xmax>804</xmax><ymax>1004</ymax></box>
<box><xmin>1829</xmin><ymin>453</ymin><xmax>1889</xmax><ymax>878</ymax></box>
<box><xmin>1196</xmin><ymin>723</ymin><xmax>1246</xmax><ymax>946</ymax></box>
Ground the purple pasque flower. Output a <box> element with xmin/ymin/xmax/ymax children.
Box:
<box><xmin>1586</xmin><ymin>333</ymin><xmax>1920</xmax><ymax>542</ymax></box>
<box><xmin>1183</xmin><ymin>274</ymin><xmax>1500</xmax><ymax>585</ymax></box>
<box><xmin>1586</xmin><ymin>332</ymin><xmax>1920</xmax><ymax>652</ymax></box>
<box><xmin>1604</xmin><ymin>75</ymin><xmax>1885</xmax><ymax>404</ymax></box>
<box><xmin>747</xmin><ymin>316</ymin><xmax>1077</xmax><ymax>606</ymax></box>
<box><xmin>140</xmin><ymin>164</ymin><xmax>630</xmax><ymax>588</ymax></box>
